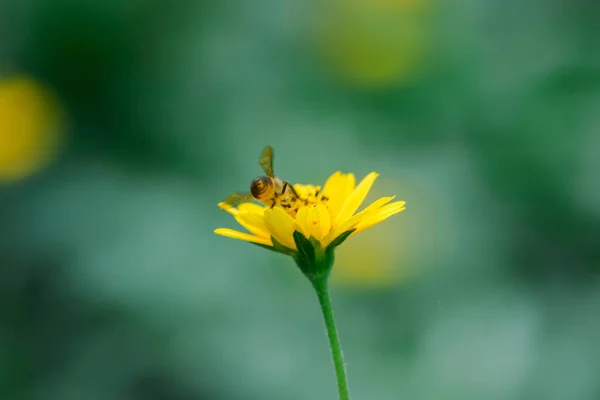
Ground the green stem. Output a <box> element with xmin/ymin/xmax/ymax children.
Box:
<box><xmin>312</xmin><ymin>278</ymin><xmax>350</xmax><ymax>400</ymax></box>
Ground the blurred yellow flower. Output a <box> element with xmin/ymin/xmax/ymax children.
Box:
<box><xmin>316</xmin><ymin>0</ymin><xmax>433</xmax><ymax>87</ymax></box>
<box><xmin>0</xmin><ymin>76</ymin><xmax>64</xmax><ymax>182</ymax></box>
<box><xmin>215</xmin><ymin>171</ymin><xmax>406</xmax><ymax>252</ymax></box>
<box><xmin>332</xmin><ymin>223</ymin><xmax>406</xmax><ymax>287</ymax></box>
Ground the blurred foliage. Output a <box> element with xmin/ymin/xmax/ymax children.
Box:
<box><xmin>1</xmin><ymin>0</ymin><xmax>600</xmax><ymax>399</ymax></box>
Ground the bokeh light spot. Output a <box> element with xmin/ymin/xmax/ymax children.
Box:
<box><xmin>0</xmin><ymin>76</ymin><xmax>65</xmax><ymax>182</ymax></box>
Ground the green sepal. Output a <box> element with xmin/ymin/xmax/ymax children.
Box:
<box><xmin>293</xmin><ymin>231</ymin><xmax>315</xmax><ymax>266</ymax></box>
<box><xmin>250</xmin><ymin>242</ymin><xmax>279</xmax><ymax>253</ymax></box>
<box><xmin>308</xmin><ymin>236</ymin><xmax>322</xmax><ymax>252</ymax></box>
<box><xmin>325</xmin><ymin>229</ymin><xmax>355</xmax><ymax>251</ymax></box>
<box><xmin>249</xmin><ymin>237</ymin><xmax>297</xmax><ymax>257</ymax></box>
<box><xmin>271</xmin><ymin>236</ymin><xmax>298</xmax><ymax>257</ymax></box>
<box><xmin>292</xmin><ymin>231</ymin><xmax>335</xmax><ymax>281</ymax></box>
<box><xmin>249</xmin><ymin>231</ymin><xmax>344</xmax><ymax>285</ymax></box>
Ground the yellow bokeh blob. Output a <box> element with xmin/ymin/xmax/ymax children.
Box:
<box><xmin>316</xmin><ymin>0</ymin><xmax>434</xmax><ymax>88</ymax></box>
<box><xmin>331</xmin><ymin>220</ymin><xmax>412</xmax><ymax>288</ymax></box>
<box><xmin>0</xmin><ymin>76</ymin><xmax>65</xmax><ymax>182</ymax></box>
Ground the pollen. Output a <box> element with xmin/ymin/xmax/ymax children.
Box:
<box><xmin>275</xmin><ymin>184</ymin><xmax>332</xmax><ymax>218</ymax></box>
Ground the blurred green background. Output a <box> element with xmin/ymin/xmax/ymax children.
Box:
<box><xmin>2</xmin><ymin>0</ymin><xmax>600</xmax><ymax>399</ymax></box>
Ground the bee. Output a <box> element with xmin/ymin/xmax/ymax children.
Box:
<box><xmin>222</xmin><ymin>146</ymin><xmax>305</xmax><ymax>214</ymax></box>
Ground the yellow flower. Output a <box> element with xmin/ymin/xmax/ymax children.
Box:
<box><xmin>215</xmin><ymin>169</ymin><xmax>405</xmax><ymax>394</ymax></box>
<box><xmin>214</xmin><ymin>171</ymin><xmax>406</xmax><ymax>260</ymax></box>
<box><xmin>0</xmin><ymin>76</ymin><xmax>65</xmax><ymax>182</ymax></box>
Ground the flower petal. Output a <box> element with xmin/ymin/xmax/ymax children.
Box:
<box><xmin>237</xmin><ymin>204</ymin><xmax>267</xmax><ymax>232</ymax></box>
<box><xmin>361</xmin><ymin>196</ymin><xmax>396</xmax><ymax>214</ymax></box>
<box><xmin>322</xmin><ymin>195</ymin><xmax>394</xmax><ymax>247</ymax></box>
<box><xmin>354</xmin><ymin>201</ymin><xmax>406</xmax><ymax>234</ymax></box>
<box><xmin>264</xmin><ymin>207</ymin><xmax>302</xmax><ymax>250</ymax></box>
<box><xmin>296</xmin><ymin>204</ymin><xmax>331</xmax><ymax>241</ymax></box>
<box><xmin>234</xmin><ymin>211</ymin><xmax>270</xmax><ymax>238</ymax></box>
<box><xmin>214</xmin><ymin>228</ymin><xmax>272</xmax><ymax>246</ymax></box>
<box><xmin>238</xmin><ymin>203</ymin><xmax>266</xmax><ymax>215</ymax></box>
<box><xmin>322</xmin><ymin>171</ymin><xmax>344</xmax><ymax>195</ymax></box>
<box><xmin>218</xmin><ymin>202</ymin><xmax>234</xmax><ymax>211</ymax></box>
<box><xmin>313</xmin><ymin>204</ymin><xmax>332</xmax><ymax>240</ymax></box>
<box><xmin>294</xmin><ymin>206</ymin><xmax>311</xmax><ymax>237</ymax></box>
<box><xmin>334</xmin><ymin>172</ymin><xmax>379</xmax><ymax>225</ymax></box>
<box><xmin>221</xmin><ymin>202</ymin><xmax>265</xmax><ymax>216</ymax></box>
<box><xmin>322</xmin><ymin>172</ymin><xmax>355</xmax><ymax>219</ymax></box>
<box><xmin>322</xmin><ymin>211</ymin><xmax>366</xmax><ymax>247</ymax></box>
<box><xmin>219</xmin><ymin>203</ymin><xmax>270</xmax><ymax>238</ymax></box>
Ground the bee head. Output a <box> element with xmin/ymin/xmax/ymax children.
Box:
<box><xmin>250</xmin><ymin>176</ymin><xmax>274</xmax><ymax>200</ymax></box>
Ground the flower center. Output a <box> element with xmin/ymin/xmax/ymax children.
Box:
<box><xmin>278</xmin><ymin>184</ymin><xmax>329</xmax><ymax>217</ymax></box>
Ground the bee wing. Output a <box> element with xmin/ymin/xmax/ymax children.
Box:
<box><xmin>221</xmin><ymin>192</ymin><xmax>255</xmax><ymax>208</ymax></box>
<box><xmin>259</xmin><ymin>146</ymin><xmax>274</xmax><ymax>178</ymax></box>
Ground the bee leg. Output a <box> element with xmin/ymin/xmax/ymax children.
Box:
<box><xmin>285</xmin><ymin>181</ymin><xmax>301</xmax><ymax>199</ymax></box>
<box><xmin>270</xmin><ymin>198</ymin><xmax>276</xmax><ymax>208</ymax></box>
<box><xmin>282</xmin><ymin>181</ymin><xmax>289</xmax><ymax>194</ymax></box>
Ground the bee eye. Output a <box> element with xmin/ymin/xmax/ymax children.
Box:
<box><xmin>251</xmin><ymin>176</ymin><xmax>271</xmax><ymax>198</ymax></box>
